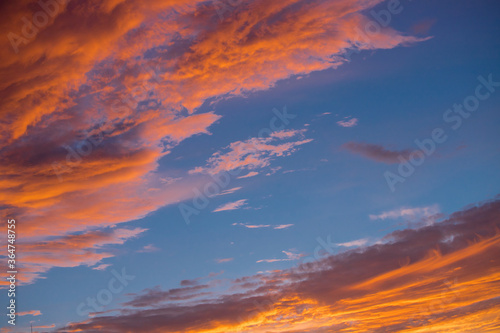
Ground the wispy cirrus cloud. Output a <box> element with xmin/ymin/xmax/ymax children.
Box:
<box><xmin>370</xmin><ymin>204</ymin><xmax>440</xmax><ymax>222</ymax></box>
<box><xmin>190</xmin><ymin>130</ymin><xmax>312</xmax><ymax>175</ymax></box>
<box><xmin>232</xmin><ymin>223</ymin><xmax>294</xmax><ymax>230</ymax></box>
<box><xmin>57</xmin><ymin>198</ymin><xmax>500</xmax><ymax>333</ymax></box>
<box><xmin>232</xmin><ymin>223</ymin><xmax>270</xmax><ymax>229</ymax></box>
<box><xmin>237</xmin><ymin>172</ymin><xmax>259</xmax><ymax>179</ymax></box>
<box><xmin>273</xmin><ymin>224</ymin><xmax>294</xmax><ymax>230</ymax></box>
<box><xmin>337</xmin><ymin>117</ymin><xmax>359</xmax><ymax>127</ymax></box>
<box><xmin>342</xmin><ymin>142</ymin><xmax>412</xmax><ymax>164</ymax></box>
<box><xmin>336</xmin><ymin>238</ymin><xmax>370</xmax><ymax>247</ymax></box>
<box><xmin>215</xmin><ymin>258</ymin><xmax>234</xmax><ymax>264</ymax></box>
<box><xmin>92</xmin><ymin>264</ymin><xmax>112</xmax><ymax>271</ymax></box>
<box><xmin>257</xmin><ymin>250</ymin><xmax>305</xmax><ymax>263</ymax></box>
<box><xmin>137</xmin><ymin>244</ymin><xmax>160</xmax><ymax>253</ymax></box>
<box><xmin>213</xmin><ymin>199</ymin><xmax>248</xmax><ymax>212</ymax></box>
<box><xmin>217</xmin><ymin>187</ymin><xmax>243</xmax><ymax>196</ymax></box>
<box><xmin>16</xmin><ymin>310</ymin><xmax>41</xmax><ymax>317</ymax></box>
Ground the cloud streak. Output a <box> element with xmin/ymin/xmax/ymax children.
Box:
<box><xmin>336</xmin><ymin>237</ymin><xmax>370</xmax><ymax>247</ymax></box>
<box><xmin>370</xmin><ymin>204</ymin><xmax>441</xmax><ymax>222</ymax></box>
<box><xmin>213</xmin><ymin>199</ymin><xmax>248</xmax><ymax>212</ymax></box>
<box><xmin>342</xmin><ymin>142</ymin><xmax>412</xmax><ymax>164</ymax></box>
<box><xmin>337</xmin><ymin>117</ymin><xmax>359</xmax><ymax>127</ymax></box>
<box><xmin>232</xmin><ymin>223</ymin><xmax>294</xmax><ymax>229</ymax></box>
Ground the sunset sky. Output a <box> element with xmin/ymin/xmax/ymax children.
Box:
<box><xmin>1</xmin><ymin>0</ymin><xmax>500</xmax><ymax>332</ymax></box>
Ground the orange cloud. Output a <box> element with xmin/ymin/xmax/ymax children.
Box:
<box><xmin>33</xmin><ymin>324</ymin><xmax>55</xmax><ymax>329</ymax></box>
<box><xmin>1</xmin><ymin>227</ymin><xmax>146</xmax><ymax>285</ymax></box>
<box><xmin>0</xmin><ymin>0</ymin><xmax>428</xmax><ymax>284</ymax></box>
<box><xmin>57</xmin><ymin>198</ymin><xmax>500</xmax><ymax>332</ymax></box>
<box><xmin>16</xmin><ymin>310</ymin><xmax>42</xmax><ymax>316</ymax></box>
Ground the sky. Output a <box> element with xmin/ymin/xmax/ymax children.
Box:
<box><xmin>0</xmin><ymin>0</ymin><xmax>499</xmax><ymax>332</ymax></box>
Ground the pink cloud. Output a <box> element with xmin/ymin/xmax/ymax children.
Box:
<box><xmin>232</xmin><ymin>223</ymin><xmax>271</xmax><ymax>229</ymax></box>
<box><xmin>217</xmin><ymin>187</ymin><xmax>243</xmax><ymax>196</ymax></box>
<box><xmin>92</xmin><ymin>264</ymin><xmax>112</xmax><ymax>271</ymax></box>
<box><xmin>137</xmin><ymin>244</ymin><xmax>161</xmax><ymax>253</ymax></box>
<box><xmin>191</xmin><ymin>130</ymin><xmax>312</xmax><ymax>175</ymax></box>
<box><xmin>232</xmin><ymin>223</ymin><xmax>293</xmax><ymax>230</ymax></box>
<box><xmin>273</xmin><ymin>224</ymin><xmax>294</xmax><ymax>230</ymax></box>
<box><xmin>257</xmin><ymin>250</ymin><xmax>305</xmax><ymax>263</ymax></box>
<box><xmin>213</xmin><ymin>199</ymin><xmax>248</xmax><ymax>212</ymax></box>
<box><xmin>337</xmin><ymin>117</ymin><xmax>359</xmax><ymax>127</ymax></box>
<box><xmin>215</xmin><ymin>258</ymin><xmax>234</xmax><ymax>264</ymax></box>
<box><xmin>237</xmin><ymin>172</ymin><xmax>259</xmax><ymax>179</ymax></box>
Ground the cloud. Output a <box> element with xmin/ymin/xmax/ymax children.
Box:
<box><xmin>213</xmin><ymin>199</ymin><xmax>248</xmax><ymax>212</ymax></box>
<box><xmin>337</xmin><ymin>117</ymin><xmax>358</xmax><ymax>127</ymax></box>
<box><xmin>92</xmin><ymin>264</ymin><xmax>112</xmax><ymax>271</ymax></box>
<box><xmin>191</xmin><ymin>130</ymin><xmax>312</xmax><ymax>175</ymax></box>
<box><xmin>273</xmin><ymin>224</ymin><xmax>294</xmax><ymax>229</ymax></box>
<box><xmin>370</xmin><ymin>204</ymin><xmax>441</xmax><ymax>223</ymax></box>
<box><xmin>1</xmin><ymin>227</ymin><xmax>146</xmax><ymax>285</ymax></box>
<box><xmin>57</xmin><ymin>197</ymin><xmax>500</xmax><ymax>333</ymax></box>
<box><xmin>33</xmin><ymin>324</ymin><xmax>55</xmax><ymax>329</ymax></box>
<box><xmin>232</xmin><ymin>223</ymin><xmax>271</xmax><ymax>229</ymax></box>
<box><xmin>0</xmin><ymin>0</ymin><xmax>428</xmax><ymax>284</ymax></box>
<box><xmin>181</xmin><ymin>271</ymin><xmax>224</xmax><ymax>286</ymax></box>
<box><xmin>180</xmin><ymin>279</ymin><xmax>201</xmax><ymax>287</ymax></box>
<box><xmin>342</xmin><ymin>142</ymin><xmax>412</xmax><ymax>164</ymax></box>
<box><xmin>217</xmin><ymin>187</ymin><xmax>243</xmax><ymax>196</ymax></box>
<box><xmin>238</xmin><ymin>172</ymin><xmax>259</xmax><ymax>179</ymax></box>
<box><xmin>16</xmin><ymin>310</ymin><xmax>42</xmax><ymax>316</ymax></box>
<box><xmin>257</xmin><ymin>250</ymin><xmax>305</xmax><ymax>263</ymax></box>
<box><xmin>137</xmin><ymin>244</ymin><xmax>160</xmax><ymax>253</ymax></box>
<box><xmin>411</xmin><ymin>18</ymin><xmax>437</xmax><ymax>35</ymax></box>
<box><xmin>336</xmin><ymin>238</ymin><xmax>369</xmax><ymax>247</ymax></box>
<box><xmin>232</xmin><ymin>223</ymin><xmax>294</xmax><ymax>229</ymax></box>
<box><xmin>215</xmin><ymin>258</ymin><xmax>234</xmax><ymax>264</ymax></box>
<box><xmin>123</xmin><ymin>285</ymin><xmax>212</xmax><ymax>308</ymax></box>
<box><xmin>265</xmin><ymin>167</ymin><xmax>282</xmax><ymax>176</ymax></box>
<box><xmin>283</xmin><ymin>167</ymin><xmax>316</xmax><ymax>174</ymax></box>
